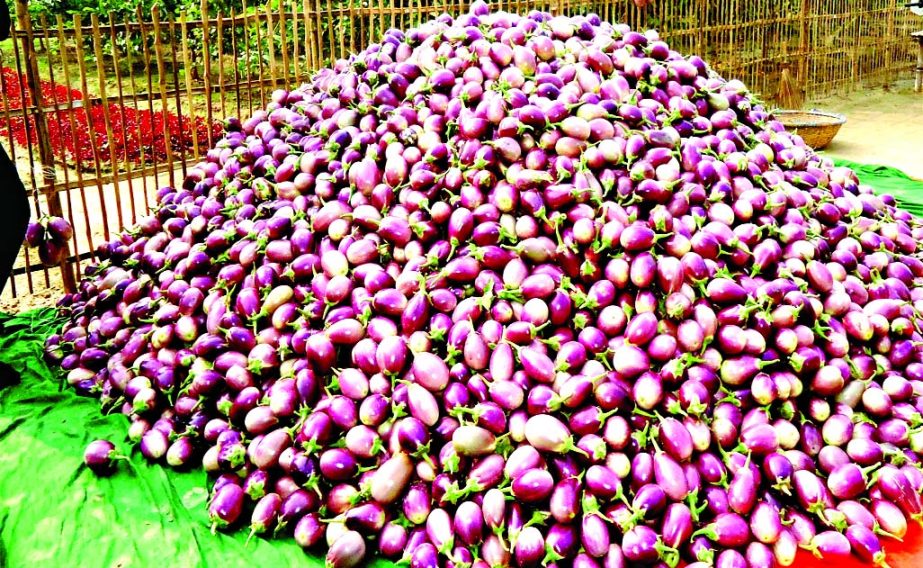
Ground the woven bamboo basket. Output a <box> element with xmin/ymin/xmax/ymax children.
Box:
<box><xmin>772</xmin><ymin>110</ymin><xmax>847</xmax><ymax>150</ymax></box>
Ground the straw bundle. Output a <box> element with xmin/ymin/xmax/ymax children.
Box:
<box><xmin>777</xmin><ymin>61</ymin><xmax>805</xmax><ymax>110</ymax></box>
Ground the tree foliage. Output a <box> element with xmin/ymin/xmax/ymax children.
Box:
<box><xmin>6</xmin><ymin>0</ymin><xmax>251</xmax><ymax>21</ymax></box>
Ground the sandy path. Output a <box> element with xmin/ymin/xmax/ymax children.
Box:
<box><xmin>816</xmin><ymin>81</ymin><xmax>923</xmax><ymax>180</ymax></box>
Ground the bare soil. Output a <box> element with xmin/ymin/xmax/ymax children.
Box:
<box><xmin>2</xmin><ymin>82</ymin><xmax>922</xmax><ymax>314</ymax></box>
<box><xmin>815</xmin><ymin>80</ymin><xmax>923</xmax><ymax>180</ymax></box>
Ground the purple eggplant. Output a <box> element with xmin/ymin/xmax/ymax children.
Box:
<box><xmin>326</xmin><ymin>530</ymin><xmax>366</xmax><ymax>568</ymax></box>
<box><xmin>827</xmin><ymin>463</ymin><xmax>874</xmax><ymax>500</ymax></box>
<box><xmin>249</xmin><ymin>493</ymin><xmax>282</xmax><ymax>539</ymax></box>
<box><xmin>515</xmin><ymin>525</ymin><xmax>545</xmax><ymax>566</ymax></box>
<box><xmin>294</xmin><ymin>513</ymin><xmax>325</xmax><ymax>550</ymax></box>
<box><xmin>874</xmin><ymin>465</ymin><xmax>923</xmax><ymax>522</ymax></box>
<box><xmin>622</xmin><ymin>525</ymin><xmax>675</xmax><ymax>565</ymax></box>
<box><xmin>809</xmin><ymin>530</ymin><xmax>851</xmax><ymax>558</ymax></box>
<box><xmin>209</xmin><ymin>483</ymin><xmax>245</xmax><ymax>531</ymax></box>
<box><xmin>512</xmin><ymin>468</ymin><xmax>555</xmax><ymax>502</ymax></box>
<box><xmin>525</xmin><ymin>414</ymin><xmax>581</xmax><ymax>454</ymax></box>
<box><xmin>83</xmin><ymin>439</ymin><xmax>121</xmax><ymax>475</ymax></box>
<box><xmin>693</xmin><ymin>512</ymin><xmax>750</xmax><ymax>548</ymax></box>
<box><xmin>453</xmin><ymin>500</ymin><xmax>483</xmax><ymax>546</ymax></box>
<box><xmin>370</xmin><ymin>452</ymin><xmax>413</xmax><ymax>504</ymax></box>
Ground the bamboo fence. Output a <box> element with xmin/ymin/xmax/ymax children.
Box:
<box><xmin>0</xmin><ymin>0</ymin><xmax>918</xmax><ymax>299</ymax></box>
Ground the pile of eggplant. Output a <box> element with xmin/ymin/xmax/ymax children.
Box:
<box><xmin>49</xmin><ymin>3</ymin><xmax>923</xmax><ymax>567</ymax></box>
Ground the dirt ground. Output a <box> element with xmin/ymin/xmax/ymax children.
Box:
<box><xmin>2</xmin><ymin>81</ymin><xmax>922</xmax><ymax>314</ymax></box>
<box><xmin>815</xmin><ymin>80</ymin><xmax>923</xmax><ymax>180</ymax></box>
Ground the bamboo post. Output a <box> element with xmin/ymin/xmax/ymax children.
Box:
<box><xmin>137</xmin><ymin>8</ymin><xmax>161</xmax><ymax>190</ymax></box>
<box><xmin>349</xmin><ymin>0</ymin><xmax>357</xmax><ymax>58</ymax></box>
<box><xmin>266</xmin><ymin>3</ymin><xmax>278</xmax><ymax>90</ymax></box>
<box><xmin>230</xmin><ymin>9</ymin><xmax>243</xmax><ymax>119</ymax></box>
<box><xmin>695</xmin><ymin>0</ymin><xmax>705</xmax><ymax>56</ymax></box>
<box><xmin>327</xmin><ymin>0</ymin><xmax>336</xmax><ymax>65</ymax></box>
<box><xmin>242</xmin><ymin>0</ymin><xmax>256</xmax><ymax>116</ymax></box>
<box><xmin>168</xmin><ymin>20</ymin><xmax>189</xmax><ymax>180</ymax></box>
<box><xmin>180</xmin><ymin>12</ymin><xmax>201</xmax><ymax>160</ymax></box>
<box><xmin>122</xmin><ymin>11</ymin><xmax>152</xmax><ymax>210</ymax></box>
<box><xmin>40</xmin><ymin>14</ymin><xmax>82</xmax><ymax>283</ymax></box>
<box><xmin>8</xmin><ymin>23</ymin><xmax>35</xmax><ymax>296</ymax></box>
<box><xmin>151</xmin><ymin>7</ymin><xmax>177</xmax><ymax>189</ymax></box>
<box><xmin>12</xmin><ymin>9</ymin><xmax>45</xmax><ymax>293</ymax></box>
<box><xmin>0</xmin><ymin>41</ymin><xmax>17</xmax><ymax>161</ymax></box>
<box><xmin>55</xmin><ymin>14</ymin><xmax>94</xmax><ymax>275</ymax></box>
<box><xmin>301</xmin><ymin>0</ymin><xmax>316</xmax><ymax>75</ymax></box>
<box><xmin>90</xmin><ymin>15</ymin><xmax>126</xmax><ymax>232</ymax></box>
<box><xmin>279</xmin><ymin>0</ymin><xmax>290</xmax><ymax>85</ymax></box>
<box><xmin>328</xmin><ymin>0</ymin><xmax>337</xmax><ymax>64</ymax></box>
<box><xmin>915</xmin><ymin>32</ymin><xmax>923</xmax><ymax>93</ymax></box>
<box><xmin>376</xmin><ymin>0</ymin><xmax>385</xmax><ymax>52</ymax></box>
<box><xmin>217</xmin><ymin>10</ymin><xmax>227</xmax><ymax>118</ymax></box>
<box><xmin>797</xmin><ymin>0</ymin><xmax>811</xmax><ymax>87</ymax></box>
<box><xmin>107</xmin><ymin>14</ymin><xmax>139</xmax><ymax>226</ymax></box>
<box><xmin>388</xmin><ymin>0</ymin><xmax>395</xmax><ymax>39</ymax></box>
<box><xmin>250</xmin><ymin>0</ymin><xmax>268</xmax><ymax>107</ymax></box>
<box><xmin>14</xmin><ymin>0</ymin><xmax>76</xmax><ymax>292</ymax></box>
<box><xmin>884</xmin><ymin>0</ymin><xmax>897</xmax><ymax>87</ymax></box>
<box><xmin>200</xmin><ymin>0</ymin><xmax>215</xmax><ymax>147</ymax></box>
<box><xmin>339</xmin><ymin>0</ymin><xmax>346</xmax><ymax>60</ymax></box>
<box><xmin>290</xmin><ymin>1</ymin><xmax>301</xmax><ymax>84</ymax></box>
<box><xmin>11</xmin><ymin>4</ymin><xmax>40</xmax><ymax>197</ymax></box>
<box><xmin>849</xmin><ymin>1</ymin><xmax>863</xmax><ymax>85</ymax></box>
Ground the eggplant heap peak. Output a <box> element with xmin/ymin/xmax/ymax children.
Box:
<box><xmin>48</xmin><ymin>2</ymin><xmax>923</xmax><ymax>568</ymax></box>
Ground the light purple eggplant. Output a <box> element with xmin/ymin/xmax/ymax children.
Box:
<box><xmin>525</xmin><ymin>414</ymin><xmax>581</xmax><ymax>455</ymax></box>
<box><xmin>750</xmin><ymin>501</ymin><xmax>783</xmax><ymax>544</ymax></box>
<box><xmin>84</xmin><ymin>440</ymin><xmax>121</xmax><ymax>475</ymax></box>
<box><xmin>425</xmin><ymin>508</ymin><xmax>454</xmax><ymax>554</ymax></box>
<box><xmin>294</xmin><ymin>513</ymin><xmax>325</xmax><ymax>550</ymax></box>
<box><xmin>209</xmin><ymin>483</ymin><xmax>245</xmax><ymax>531</ymax></box>
<box><xmin>661</xmin><ymin>502</ymin><xmax>694</xmax><ymax>549</ymax></box>
<box><xmin>345</xmin><ymin>501</ymin><xmax>387</xmax><ymax>533</ymax></box>
<box><xmin>871</xmin><ymin>498</ymin><xmax>909</xmax><ymax>539</ymax></box>
<box><xmin>515</xmin><ymin>525</ymin><xmax>545</xmax><ymax>566</ymax></box>
<box><xmin>453</xmin><ymin>500</ymin><xmax>483</xmax><ymax>546</ymax></box>
<box><xmin>846</xmin><ymin>524</ymin><xmax>887</xmax><ymax>565</ymax></box>
<box><xmin>692</xmin><ymin>512</ymin><xmax>750</xmax><ymax>548</ymax></box>
<box><xmin>653</xmin><ymin>451</ymin><xmax>689</xmax><ymax>501</ymax></box>
<box><xmin>326</xmin><ymin>530</ymin><xmax>366</xmax><ymax>568</ymax></box>
<box><xmin>874</xmin><ymin>465</ymin><xmax>923</xmax><ymax>522</ymax></box>
<box><xmin>809</xmin><ymin>530</ymin><xmax>851</xmax><ymax>558</ymax></box>
<box><xmin>412</xmin><ymin>352</ymin><xmax>450</xmax><ymax>392</ymax></box>
<box><xmin>248</xmin><ymin>493</ymin><xmax>282</xmax><ymax>539</ymax></box>
<box><xmin>452</xmin><ymin>425</ymin><xmax>496</xmax><ymax>457</ymax></box>
<box><xmin>370</xmin><ymin>452</ymin><xmax>413</xmax><ymax>504</ymax></box>
<box><xmin>622</xmin><ymin>525</ymin><xmax>674</xmax><ymax>565</ymax></box>
<box><xmin>378</xmin><ymin>521</ymin><xmax>408</xmax><ymax>558</ymax></box>
<box><xmin>827</xmin><ymin>462</ymin><xmax>874</xmax><ymax>500</ymax></box>
<box><xmin>512</xmin><ymin>468</ymin><xmax>554</xmax><ymax>502</ymax></box>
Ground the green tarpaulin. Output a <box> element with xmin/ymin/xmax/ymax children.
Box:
<box><xmin>1</xmin><ymin>160</ymin><xmax>921</xmax><ymax>568</ymax></box>
<box><xmin>830</xmin><ymin>158</ymin><xmax>923</xmax><ymax>217</ymax></box>
<box><xmin>0</xmin><ymin>308</ymin><xmax>386</xmax><ymax>568</ymax></box>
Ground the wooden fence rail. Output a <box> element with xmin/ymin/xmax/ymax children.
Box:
<box><xmin>0</xmin><ymin>0</ymin><xmax>918</xmax><ymax>299</ymax></box>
